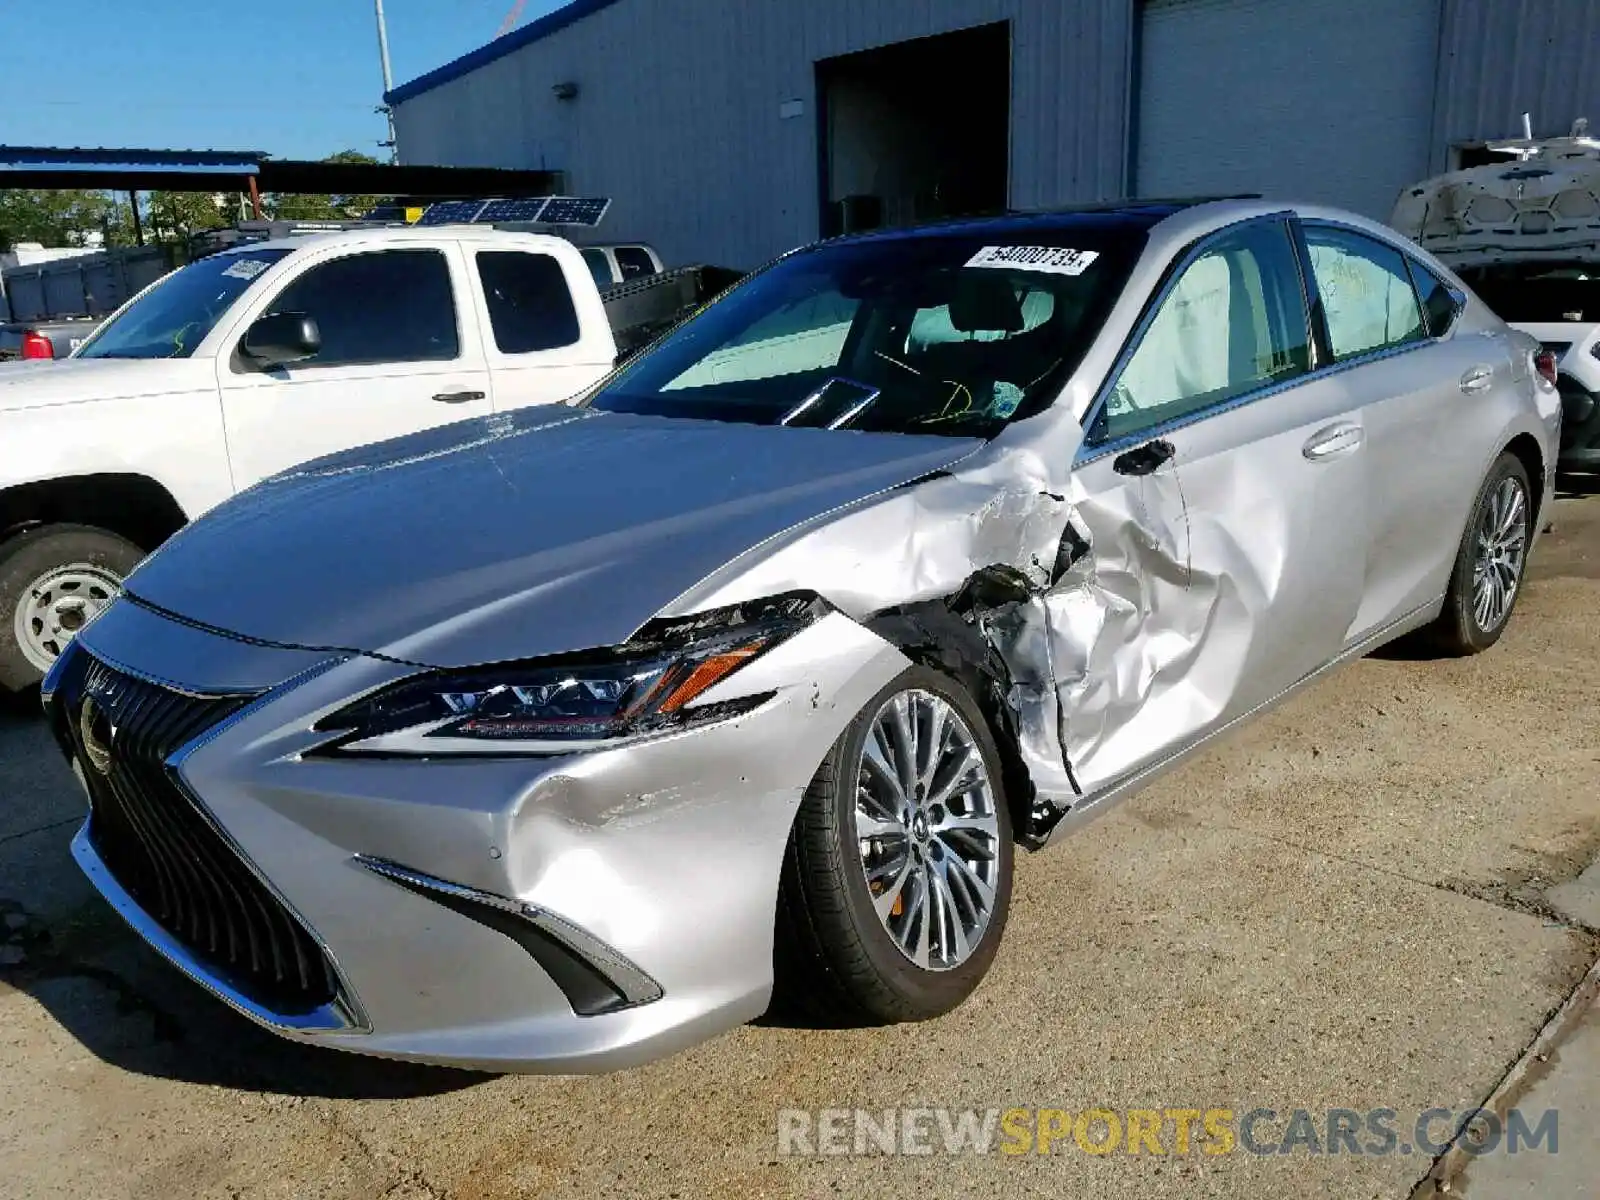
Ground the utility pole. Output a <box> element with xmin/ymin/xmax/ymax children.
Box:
<box><xmin>374</xmin><ymin>0</ymin><xmax>398</xmax><ymax>162</ymax></box>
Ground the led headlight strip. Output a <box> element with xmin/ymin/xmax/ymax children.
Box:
<box><xmin>313</xmin><ymin>592</ymin><xmax>827</xmax><ymax>756</ymax></box>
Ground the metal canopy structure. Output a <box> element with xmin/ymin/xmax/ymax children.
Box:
<box><xmin>0</xmin><ymin>145</ymin><xmax>562</xmax><ymax>202</ymax></box>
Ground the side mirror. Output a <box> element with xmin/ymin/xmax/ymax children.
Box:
<box><xmin>241</xmin><ymin>312</ymin><xmax>320</xmax><ymax>368</ymax></box>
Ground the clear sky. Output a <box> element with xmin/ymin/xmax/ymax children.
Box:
<box><xmin>3</xmin><ymin>0</ymin><xmax>567</xmax><ymax>161</ymax></box>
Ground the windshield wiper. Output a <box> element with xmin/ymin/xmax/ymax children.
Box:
<box><xmin>780</xmin><ymin>377</ymin><xmax>882</xmax><ymax>429</ymax></box>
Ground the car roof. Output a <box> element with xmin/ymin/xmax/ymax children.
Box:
<box><xmin>213</xmin><ymin>226</ymin><xmax>576</xmax><ymax>257</ymax></box>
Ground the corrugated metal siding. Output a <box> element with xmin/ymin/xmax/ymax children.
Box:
<box><xmin>392</xmin><ymin>0</ymin><xmax>1130</xmax><ymax>268</ymax></box>
<box><xmin>391</xmin><ymin>0</ymin><xmax>1600</xmax><ymax>266</ymax></box>
<box><xmin>1433</xmin><ymin>0</ymin><xmax>1600</xmax><ymax>163</ymax></box>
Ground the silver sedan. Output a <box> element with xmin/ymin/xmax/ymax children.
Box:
<box><xmin>44</xmin><ymin>199</ymin><xmax>1561</xmax><ymax>1072</ymax></box>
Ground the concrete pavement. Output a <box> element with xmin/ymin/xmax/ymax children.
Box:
<box><xmin>0</xmin><ymin>493</ymin><xmax>1596</xmax><ymax>1199</ymax></box>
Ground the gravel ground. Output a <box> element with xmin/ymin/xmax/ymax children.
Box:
<box><xmin>1</xmin><ymin>491</ymin><xmax>1596</xmax><ymax>1200</ymax></box>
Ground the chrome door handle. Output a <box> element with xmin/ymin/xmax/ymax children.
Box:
<box><xmin>432</xmin><ymin>390</ymin><xmax>486</xmax><ymax>404</ymax></box>
<box><xmin>1302</xmin><ymin>422</ymin><xmax>1364</xmax><ymax>461</ymax></box>
<box><xmin>1459</xmin><ymin>366</ymin><xmax>1494</xmax><ymax>394</ymax></box>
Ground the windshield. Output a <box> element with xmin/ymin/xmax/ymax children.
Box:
<box><xmin>76</xmin><ymin>249</ymin><xmax>291</xmax><ymax>360</ymax></box>
<box><xmin>1456</xmin><ymin>260</ymin><xmax>1600</xmax><ymax>323</ymax></box>
<box><xmin>587</xmin><ymin>227</ymin><xmax>1145</xmax><ymax>436</ymax></box>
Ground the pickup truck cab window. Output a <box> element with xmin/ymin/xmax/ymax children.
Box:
<box><xmin>581</xmin><ymin>248</ymin><xmax>613</xmax><ymax>290</ymax></box>
<box><xmin>263</xmin><ymin>249</ymin><xmax>459</xmax><ymax>367</ymax></box>
<box><xmin>76</xmin><ymin>249</ymin><xmax>291</xmax><ymax>360</ymax></box>
<box><xmin>1096</xmin><ymin>220</ymin><xmax>1311</xmax><ymax>442</ymax></box>
<box><xmin>476</xmin><ymin>251</ymin><xmax>581</xmax><ymax>353</ymax></box>
<box><xmin>1303</xmin><ymin>224</ymin><xmax>1426</xmax><ymax>359</ymax></box>
<box><xmin>614</xmin><ymin>246</ymin><xmax>658</xmax><ymax>279</ymax></box>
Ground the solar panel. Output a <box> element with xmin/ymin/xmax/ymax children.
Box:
<box><xmin>534</xmin><ymin>196</ymin><xmax>611</xmax><ymax>227</ymax></box>
<box><xmin>362</xmin><ymin>204</ymin><xmax>406</xmax><ymax>222</ymax></box>
<box><xmin>416</xmin><ymin>200</ymin><xmax>487</xmax><ymax>226</ymax></box>
<box><xmin>475</xmin><ymin>197</ymin><xmax>551</xmax><ymax>224</ymax></box>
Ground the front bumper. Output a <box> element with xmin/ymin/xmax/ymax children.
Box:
<box><xmin>49</xmin><ymin>598</ymin><xmax>908</xmax><ymax>1072</ymax></box>
<box><xmin>1557</xmin><ymin>382</ymin><xmax>1600</xmax><ymax>471</ymax></box>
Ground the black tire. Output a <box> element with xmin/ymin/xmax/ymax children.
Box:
<box><xmin>774</xmin><ymin>665</ymin><xmax>1015</xmax><ymax>1024</ymax></box>
<box><xmin>0</xmin><ymin>524</ymin><xmax>145</xmax><ymax>692</ymax></box>
<box><xmin>1430</xmin><ymin>452</ymin><xmax>1533</xmax><ymax>656</ymax></box>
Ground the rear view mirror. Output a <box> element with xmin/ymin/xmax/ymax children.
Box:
<box><xmin>241</xmin><ymin>312</ymin><xmax>321</xmax><ymax>367</ymax></box>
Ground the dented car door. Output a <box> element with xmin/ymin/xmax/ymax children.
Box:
<box><xmin>1054</xmin><ymin>217</ymin><xmax>1368</xmax><ymax>795</ymax></box>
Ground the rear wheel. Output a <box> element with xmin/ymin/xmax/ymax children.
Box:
<box><xmin>1431</xmin><ymin>453</ymin><xmax>1532</xmax><ymax>655</ymax></box>
<box><xmin>775</xmin><ymin>666</ymin><xmax>1014</xmax><ymax>1023</ymax></box>
<box><xmin>0</xmin><ymin>524</ymin><xmax>143</xmax><ymax>691</ymax></box>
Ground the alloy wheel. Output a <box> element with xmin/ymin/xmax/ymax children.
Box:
<box><xmin>1471</xmin><ymin>476</ymin><xmax>1528</xmax><ymax>633</ymax></box>
<box><xmin>852</xmin><ymin>688</ymin><xmax>1002</xmax><ymax>971</ymax></box>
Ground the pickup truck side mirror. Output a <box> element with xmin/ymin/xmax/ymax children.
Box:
<box><xmin>241</xmin><ymin>312</ymin><xmax>321</xmax><ymax>368</ymax></box>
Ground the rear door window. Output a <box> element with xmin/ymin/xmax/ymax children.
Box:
<box><xmin>264</xmin><ymin>249</ymin><xmax>458</xmax><ymax>366</ymax></box>
<box><xmin>1303</xmin><ymin>225</ymin><xmax>1426</xmax><ymax>359</ymax></box>
<box><xmin>476</xmin><ymin>251</ymin><xmax>581</xmax><ymax>353</ymax></box>
<box><xmin>1406</xmin><ymin>260</ymin><xmax>1462</xmax><ymax>337</ymax></box>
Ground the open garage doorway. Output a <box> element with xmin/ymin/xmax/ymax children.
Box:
<box><xmin>817</xmin><ymin>22</ymin><xmax>1011</xmax><ymax>238</ymax></box>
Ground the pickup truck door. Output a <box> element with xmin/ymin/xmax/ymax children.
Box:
<box><xmin>216</xmin><ymin>242</ymin><xmax>493</xmax><ymax>489</ymax></box>
<box><xmin>464</xmin><ymin>245</ymin><xmax>618</xmax><ymax>412</ymax></box>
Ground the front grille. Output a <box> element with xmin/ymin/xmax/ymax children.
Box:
<box><xmin>59</xmin><ymin>654</ymin><xmax>340</xmax><ymax>1016</ymax></box>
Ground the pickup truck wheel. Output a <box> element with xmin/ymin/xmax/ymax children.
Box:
<box><xmin>0</xmin><ymin>525</ymin><xmax>144</xmax><ymax>691</ymax></box>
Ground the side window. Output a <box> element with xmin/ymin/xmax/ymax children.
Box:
<box><xmin>614</xmin><ymin>247</ymin><xmax>657</xmax><ymax>280</ymax></box>
<box><xmin>581</xmin><ymin>248</ymin><xmax>613</xmax><ymax>289</ymax></box>
<box><xmin>476</xmin><ymin>251</ymin><xmax>581</xmax><ymax>353</ymax></box>
<box><xmin>1304</xmin><ymin>226</ymin><xmax>1425</xmax><ymax>359</ymax></box>
<box><xmin>1099</xmin><ymin>220</ymin><xmax>1310</xmax><ymax>442</ymax></box>
<box><xmin>264</xmin><ymin>250</ymin><xmax>458</xmax><ymax>366</ymax></box>
<box><xmin>1407</xmin><ymin>259</ymin><xmax>1462</xmax><ymax>337</ymax></box>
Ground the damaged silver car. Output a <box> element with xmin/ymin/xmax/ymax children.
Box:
<box><xmin>43</xmin><ymin>199</ymin><xmax>1561</xmax><ymax>1072</ymax></box>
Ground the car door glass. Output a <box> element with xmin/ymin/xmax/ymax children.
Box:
<box><xmin>264</xmin><ymin>249</ymin><xmax>458</xmax><ymax>366</ymax></box>
<box><xmin>1406</xmin><ymin>260</ymin><xmax>1462</xmax><ymax>337</ymax></box>
<box><xmin>476</xmin><ymin>251</ymin><xmax>581</xmax><ymax>353</ymax></box>
<box><xmin>614</xmin><ymin>247</ymin><xmax>657</xmax><ymax>279</ymax></box>
<box><xmin>1304</xmin><ymin>226</ymin><xmax>1425</xmax><ymax>359</ymax></box>
<box><xmin>1099</xmin><ymin>220</ymin><xmax>1310</xmax><ymax>442</ymax></box>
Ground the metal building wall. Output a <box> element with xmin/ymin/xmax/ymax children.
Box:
<box><xmin>392</xmin><ymin>0</ymin><xmax>1133</xmax><ymax>268</ymax></box>
<box><xmin>1433</xmin><ymin>0</ymin><xmax>1600</xmax><ymax>160</ymax></box>
<box><xmin>391</xmin><ymin>0</ymin><xmax>1600</xmax><ymax>267</ymax></box>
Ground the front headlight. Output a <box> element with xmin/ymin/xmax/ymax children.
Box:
<box><xmin>315</xmin><ymin>593</ymin><xmax>823</xmax><ymax>755</ymax></box>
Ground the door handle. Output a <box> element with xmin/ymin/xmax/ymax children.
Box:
<box><xmin>1302</xmin><ymin>422</ymin><xmax>1364</xmax><ymax>461</ymax></box>
<box><xmin>1459</xmin><ymin>365</ymin><xmax>1495</xmax><ymax>394</ymax></box>
<box><xmin>432</xmin><ymin>390</ymin><xmax>486</xmax><ymax>404</ymax></box>
<box><xmin>1112</xmin><ymin>438</ymin><xmax>1176</xmax><ymax>477</ymax></box>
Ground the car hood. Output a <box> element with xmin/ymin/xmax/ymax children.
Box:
<box><xmin>124</xmin><ymin>406</ymin><xmax>983</xmax><ymax>668</ymax></box>
<box><xmin>0</xmin><ymin>356</ymin><xmax>216</xmax><ymax>411</ymax></box>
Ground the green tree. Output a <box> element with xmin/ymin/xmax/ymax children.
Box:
<box><xmin>267</xmin><ymin>149</ymin><xmax>385</xmax><ymax>221</ymax></box>
<box><xmin>144</xmin><ymin>191</ymin><xmax>228</xmax><ymax>243</ymax></box>
<box><xmin>0</xmin><ymin>189</ymin><xmax>117</xmax><ymax>250</ymax></box>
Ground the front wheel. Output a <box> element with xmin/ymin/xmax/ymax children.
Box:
<box><xmin>775</xmin><ymin>666</ymin><xmax>1014</xmax><ymax>1024</ymax></box>
<box><xmin>1431</xmin><ymin>452</ymin><xmax>1532</xmax><ymax>655</ymax></box>
<box><xmin>0</xmin><ymin>524</ymin><xmax>144</xmax><ymax>692</ymax></box>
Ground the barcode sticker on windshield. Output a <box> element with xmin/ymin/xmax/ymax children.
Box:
<box><xmin>965</xmin><ymin>246</ymin><xmax>1100</xmax><ymax>276</ymax></box>
<box><xmin>222</xmin><ymin>258</ymin><xmax>272</xmax><ymax>281</ymax></box>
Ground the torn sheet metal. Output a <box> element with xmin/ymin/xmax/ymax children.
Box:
<box><xmin>665</xmin><ymin>403</ymin><xmax>1213</xmax><ymax>839</ymax></box>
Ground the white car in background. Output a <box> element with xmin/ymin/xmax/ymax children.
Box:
<box><xmin>1392</xmin><ymin>118</ymin><xmax>1600</xmax><ymax>475</ymax></box>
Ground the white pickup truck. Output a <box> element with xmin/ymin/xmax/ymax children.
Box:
<box><xmin>0</xmin><ymin>225</ymin><xmax>735</xmax><ymax>689</ymax></box>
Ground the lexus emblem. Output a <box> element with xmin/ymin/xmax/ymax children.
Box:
<box><xmin>79</xmin><ymin>697</ymin><xmax>114</xmax><ymax>776</ymax></box>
